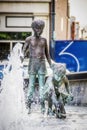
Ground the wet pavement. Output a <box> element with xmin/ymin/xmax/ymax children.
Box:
<box><xmin>0</xmin><ymin>83</ymin><xmax>87</xmax><ymax>130</ymax></box>
<box><xmin>23</xmin><ymin>104</ymin><xmax>87</xmax><ymax>130</ymax></box>
<box><xmin>22</xmin><ymin>86</ymin><xmax>87</xmax><ymax>130</ymax></box>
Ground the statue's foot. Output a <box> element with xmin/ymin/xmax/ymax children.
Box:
<box><xmin>40</xmin><ymin>99</ymin><xmax>45</xmax><ymax>114</ymax></box>
<box><xmin>28</xmin><ymin>108</ymin><xmax>31</xmax><ymax>114</ymax></box>
<box><xmin>41</xmin><ymin>108</ymin><xmax>45</xmax><ymax>114</ymax></box>
<box><xmin>61</xmin><ymin>113</ymin><xmax>66</xmax><ymax>118</ymax></box>
<box><xmin>56</xmin><ymin>113</ymin><xmax>66</xmax><ymax>119</ymax></box>
<box><xmin>47</xmin><ymin>108</ymin><xmax>54</xmax><ymax>116</ymax></box>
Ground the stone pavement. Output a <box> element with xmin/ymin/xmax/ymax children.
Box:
<box><xmin>23</xmin><ymin>104</ymin><xmax>87</xmax><ymax>130</ymax></box>
<box><xmin>23</xmin><ymin>86</ymin><xmax>87</xmax><ymax>130</ymax></box>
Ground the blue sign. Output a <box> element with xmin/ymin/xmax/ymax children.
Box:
<box><xmin>0</xmin><ymin>65</ymin><xmax>4</xmax><ymax>79</ymax></box>
<box><xmin>54</xmin><ymin>40</ymin><xmax>87</xmax><ymax>72</ymax></box>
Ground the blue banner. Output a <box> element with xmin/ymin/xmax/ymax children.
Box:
<box><xmin>54</xmin><ymin>40</ymin><xmax>87</xmax><ymax>72</ymax></box>
<box><xmin>0</xmin><ymin>65</ymin><xmax>4</xmax><ymax>79</ymax></box>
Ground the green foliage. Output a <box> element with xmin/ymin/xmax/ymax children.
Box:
<box><xmin>0</xmin><ymin>33</ymin><xmax>11</xmax><ymax>40</ymax></box>
<box><xmin>0</xmin><ymin>32</ymin><xmax>32</xmax><ymax>40</ymax></box>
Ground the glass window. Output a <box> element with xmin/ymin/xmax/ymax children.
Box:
<box><xmin>0</xmin><ymin>32</ymin><xmax>32</xmax><ymax>40</ymax></box>
<box><xmin>0</xmin><ymin>43</ymin><xmax>10</xmax><ymax>60</ymax></box>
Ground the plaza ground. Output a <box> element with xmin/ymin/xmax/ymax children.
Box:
<box><xmin>0</xmin><ymin>81</ymin><xmax>87</xmax><ymax>130</ymax></box>
<box><xmin>21</xmin><ymin>104</ymin><xmax>87</xmax><ymax>130</ymax></box>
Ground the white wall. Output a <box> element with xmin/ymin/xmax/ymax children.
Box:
<box><xmin>0</xmin><ymin>2</ymin><xmax>50</xmax><ymax>43</ymax></box>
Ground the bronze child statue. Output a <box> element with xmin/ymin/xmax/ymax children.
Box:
<box><xmin>23</xmin><ymin>19</ymin><xmax>51</xmax><ymax>114</ymax></box>
<box><xmin>43</xmin><ymin>63</ymin><xmax>73</xmax><ymax>118</ymax></box>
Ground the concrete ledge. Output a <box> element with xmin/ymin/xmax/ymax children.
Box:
<box><xmin>24</xmin><ymin>72</ymin><xmax>87</xmax><ymax>106</ymax></box>
<box><xmin>66</xmin><ymin>71</ymin><xmax>87</xmax><ymax>81</ymax></box>
<box><xmin>66</xmin><ymin>72</ymin><xmax>87</xmax><ymax>106</ymax></box>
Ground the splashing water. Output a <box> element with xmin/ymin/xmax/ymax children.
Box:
<box><xmin>0</xmin><ymin>43</ymin><xmax>28</xmax><ymax>130</ymax></box>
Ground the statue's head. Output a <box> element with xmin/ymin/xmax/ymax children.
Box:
<box><xmin>51</xmin><ymin>63</ymin><xmax>66</xmax><ymax>81</ymax></box>
<box><xmin>31</xmin><ymin>19</ymin><xmax>45</xmax><ymax>37</ymax></box>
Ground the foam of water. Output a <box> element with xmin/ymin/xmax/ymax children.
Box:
<box><xmin>0</xmin><ymin>43</ymin><xmax>28</xmax><ymax>130</ymax></box>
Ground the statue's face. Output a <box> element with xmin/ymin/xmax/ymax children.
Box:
<box><xmin>53</xmin><ymin>72</ymin><xmax>64</xmax><ymax>81</ymax></box>
<box><xmin>33</xmin><ymin>26</ymin><xmax>43</xmax><ymax>37</ymax></box>
<box><xmin>53</xmin><ymin>73</ymin><xmax>59</xmax><ymax>81</ymax></box>
<box><xmin>51</xmin><ymin>64</ymin><xmax>66</xmax><ymax>81</ymax></box>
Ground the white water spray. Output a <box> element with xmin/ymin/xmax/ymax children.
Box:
<box><xmin>0</xmin><ymin>43</ymin><xmax>28</xmax><ymax>130</ymax></box>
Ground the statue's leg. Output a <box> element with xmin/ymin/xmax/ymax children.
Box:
<box><xmin>55</xmin><ymin>97</ymin><xmax>66</xmax><ymax>119</ymax></box>
<box><xmin>47</xmin><ymin>93</ymin><xmax>54</xmax><ymax>115</ymax></box>
<box><xmin>38</xmin><ymin>74</ymin><xmax>45</xmax><ymax>114</ymax></box>
<box><xmin>51</xmin><ymin>93</ymin><xmax>60</xmax><ymax>116</ymax></box>
<box><xmin>52</xmin><ymin>94</ymin><xmax>66</xmax><ymax>118</ymax></box>
<box><xmin>27</xmin><ymin>74</ymin><xmax>36</xmax><ymax>114</ymax></box>
<box><xmin>58</xmin><ymin>101</ymin><xmax>66</xmax><ymax>118</ymax></box>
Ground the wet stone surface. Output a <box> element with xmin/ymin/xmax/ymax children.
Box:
<box><xmin>23</xmin><ymin>85</ymin><xmax>87</xmax><ymax>130</ymax></box>
<box><xmin>0</xmin><ymin>82</ymin><xmax>87</xmax><ymax>130</ymax></box>
<box><xmin>22</xmin><ymin>104</ymin><xmax>87</xmax><ymax>130</ymax></box>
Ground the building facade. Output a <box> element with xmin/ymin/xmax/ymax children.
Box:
<box><xmin>55</xmin><ymin>0</ymin><xmax>70</xmax><ymax>40</ymax></box>
<box><xmin>0</xmin><ymin>0</ymin><xmax>51</xmax><ymax>60</ymax></box>
<box><xmin>0</xmin><ymin>0</ymin><xmax>69</xmax><ymax>61</ymax></box>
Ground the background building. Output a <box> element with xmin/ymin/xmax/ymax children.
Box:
<box><xmin>55</xmin><ymin>0</ymin><xmax>70</xmax><ymax>40</ymax></box>
<box><xmin>0</xmin><ymin>0</ymin><xmax>70</xmax><ymax>61</ymax></box>
<box><xmin>0</xmin><ymin>0</ymin><xmax>51</xmax><ymax>60</ymax></box>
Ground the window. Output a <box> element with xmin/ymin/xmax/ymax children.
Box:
<box><xmin>0</xmin><ymin>32</ymin><xmax>32</xmax><ymax>60</ymax></box>
<box><xmin>0</xmin><ymin>43</ymin><xmax>10</xmax><ymax>60</ymax></box>
<box><xmin>6</xmin><ymin>16</ymin><xmax>33</xmax><ymax>28</ymax></box>
<box><xmin>0</xmin><ymin>32</ymin><xmax>32</xmax><ymax>40</ymax></box>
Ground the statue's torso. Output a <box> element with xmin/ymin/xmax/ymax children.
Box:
<box><xmin>29</xmin><ymin>37</ymin><xmax>46</xmax><ymax>59</ymax></box>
